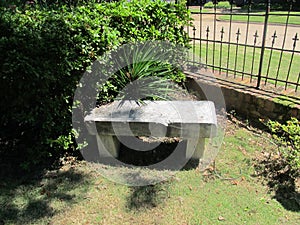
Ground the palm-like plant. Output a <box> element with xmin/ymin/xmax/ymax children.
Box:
<box><xmin>97</xmin><ymin>41</ymin><xmax>187</xmax><ymax>105</ymax></box>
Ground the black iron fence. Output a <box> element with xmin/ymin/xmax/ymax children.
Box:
<box><xmin>186</xmin><ymin>0</ymin><xmax>300</xmax><ymax>95</ymax></box>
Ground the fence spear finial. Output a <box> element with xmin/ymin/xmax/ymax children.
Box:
<box><xmin>292</xmin><ymin>33</ymin><xmax>299</xmax><ymax>49</ymax></box>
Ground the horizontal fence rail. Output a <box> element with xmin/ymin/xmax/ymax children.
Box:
<box><xmin>186</xmin><ymin>0</ymin><xmax>300</xmax><ymax>96</ymax></box>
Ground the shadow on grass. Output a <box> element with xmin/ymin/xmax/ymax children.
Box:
<box><xmin>273</xmin><ymin>182</ymin><xmax>300</xmax><ymax>212</ymax></box>
<box><xmin>126</xmin><ymin>182</ymin><xmax>170</xmax><ymax>211</ymax></box>
<box><xmin>0</xmin><ymin>165</ymin><xmax>90</xmax><ymax>224</ymax></box>
<box><xmin>254</xmin><ymin>156</ymin><xmax>300</xmax><ymax>212</ymax></box>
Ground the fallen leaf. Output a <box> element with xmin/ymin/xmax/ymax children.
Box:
<box><xmin>218</xmin><ymin>216</ymin><xmax>225</xmax><ymax>221</ymax></box>
<box><xmin>231</xmin><ymin>180</ymin><xmax>239</xmax><ymax>185</ymax></box>
<box><xmin>178</xmin><ymin>196</ymin><xmax>184</xmax><ymax>204</ymax></box>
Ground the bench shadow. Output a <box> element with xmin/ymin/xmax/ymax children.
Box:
<box><xmin>125</xmin><ymin>180</ymin><xmax>171</xmax><ymax>211</ymax></box>
<box><xmin>254</xmin><ymin>157</ymin><xmax>300</xmax><ymax>212</ymax></box>
<box><xmin>123</xmin><ymin>158</ymin><xmax>201</xmax><ymax>211</ymax></box>
<box><xmin>0</xmin><ymin>166</ymin><xmax>90</xmax><ymax>224</ymax></box>
<box><xmin>273</xmin><ymin>183</ymin><xmax>300</xmax><ymax>212</ymax></box>
<box><xmin>111</xmin><ymin>141</ymin><xmax>198</xmax><ymax>212</ymax></box>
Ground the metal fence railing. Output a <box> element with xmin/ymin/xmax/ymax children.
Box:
<box><xmin>186</xmin><ymin>0</ymin><xmax>300</xmax><ymax>96</ymax></box>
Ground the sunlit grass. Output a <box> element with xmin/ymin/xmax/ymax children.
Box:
<box><xmin>219</xmin><ymin>11</ymin><xmax>300</xmax><ymax>25</ymax></box>
<box><xmin>50</xmin><ymin>122</ymin><xmax>300</xmax><ymax>224</ymax></box>
<box><xmin>2</xmin><ymin>120</ymin><xmax>300</xmax><ymax>224</ymax></box>
<box><xmin>190</xmin><ymin>43</ymin><xmax>300</xmax><ymax>86</ymax></box>
<box><xmin>189</xmin><ymin>9</ymin><xmax>300</xmax><ymax>25</ymax></box>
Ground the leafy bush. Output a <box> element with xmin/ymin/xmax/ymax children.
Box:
<box><xmin>203</xmin><ymin>1</ymin><xmax>214</xmax><ymax>8</ymax></box>
<box><xmin>204</xmin><ymin>1</ymin><xmax>232</xmax><ymax>9</ymax></box>
<box><xmin>267</xmin><ymin>117</ymin><xmax>300</xmax><ymax>178</ymax></box>
<box><xmin>0</xmin><ymin>0</ymin><xmax>191</xmax><ymax>169</ymax></box>
<box><xmin>0</xmin><ymin>0</ymin><xmax>98</xmax><ymax>8</ymax></box>
<box><xmin>217</xmin><ymin>1</ymin><xmax>231</xmax><ymax>9</ymax></box>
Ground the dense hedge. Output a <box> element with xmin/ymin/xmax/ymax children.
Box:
<box><xmin>0</xmin><ymin>0</ymin><xmax>191</xmax><ymax>169</ymax></box>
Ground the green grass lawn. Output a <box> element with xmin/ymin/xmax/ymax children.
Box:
<box><xmin>189</xmin><ymin>8</ymin><xmax>211</xmax><ymax>14</ymax></box>
<box><xmin>1</xmin><ymin>119</ymin><xmax>299</xmax><ymax>224</ymax></box>
<box><xmin>189</xmin><ymin>8</ymin><xmax>300</xmax><ymax>25</ymax></box>
<box><xmin>219</xmin><ymin>11</ymin><xmax>300</xmax><ymax>25</ymax></box>
<box><xmin>190</xmin><ymin>43</ymin><xmax>300</xmax><ymax>87</ymax></box>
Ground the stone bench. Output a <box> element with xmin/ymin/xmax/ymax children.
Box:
<box><xmin>84</xmin><ymin>100</ymin><xmax>217</xmax><ymax>162</ymax></box>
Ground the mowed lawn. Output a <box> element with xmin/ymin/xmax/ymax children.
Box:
<box><xmin>189</xmin><ymin>9</ymin><xmax>300</xmax><ymax>26</ymax></box>
<box><xmin>219</xmin><ymin>11</ymin><xmax>300</xmax><ymax>26</ymax></box>
<box><xmin>190</xmin><ymin>43</ymin><xmax>300</xmax><ymax>88</ymax></box>
<box><xmin>1</xmin><ymin>119</ymin><xmax>299</xmax><ymax>224</ymax></box>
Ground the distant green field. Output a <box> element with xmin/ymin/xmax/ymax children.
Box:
<box><xmin>189</xmin><ymin>8</ymin><xmax>210</xmax><ymax>13</ymax></box>
<box><xmin>190</xmin><ymin>43</ymin><xmax>300</xmax><ymax>87</ymax></box>
<box><xmin>219</xmin><ymin>11</ymin><xmax>300</xmax><ymax>25</ymax></box>
<box><xmin>189</xmin><ymin>9</ymin><xmax>300</xmax><ymax>25</ymax></box>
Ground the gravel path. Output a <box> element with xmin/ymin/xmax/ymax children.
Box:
<box><xmin>189</xmin><ymin>13</ymin><xmax>300</xmax><ymax>51</ymax></box>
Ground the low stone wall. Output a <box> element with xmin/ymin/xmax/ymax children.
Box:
<box><xmin>185</xmin><ymin>72</ymin><xmax>300</xmax><ymax>123</ymax></box>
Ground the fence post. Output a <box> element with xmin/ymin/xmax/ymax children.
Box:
<box><xmin>256</xmin><ymin>0</ymin><xmax>270</xmax><ymax>89</ymax></box>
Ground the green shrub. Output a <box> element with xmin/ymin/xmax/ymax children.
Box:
<box><xmin>0</xmin><ymin>0</ymin><xmax>191</xmax><ymax>169</ymax></box>
<box><xmin>204</xmin><ymin>1</ymin><xmax>232</xmax><ymax>9</ymax></box>
<box><xmin>203</xmin><ymin>1</ymin><xmax>214</xmax><ymax>8</ymax></box>
<box><xmin>267</xmin><ymin>117</ymin><xmax>300</xmax><ymax>178</ymax></box>
<box><xmin>217</xmin><ymin>1</ymin><xmax>231</xmax><ymax>9</ymax></box>
<box><xmin>0</xmin><ymin>5</ymin><xmax>115</xmax><ymax>169</ymax></box>
<box><xmin>0</xmin><ymin>0</ymin><xmax>96</xmax><ymax>8</ymax></box>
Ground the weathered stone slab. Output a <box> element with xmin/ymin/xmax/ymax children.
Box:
<box><xmin>84</xmin><ymin>100</ymin><xmax>217</xmax><ymax>160</ymax></box>
<box><xmin>85</xmin><ymin>100</ymin><xmax>217</xmax><ymax>139</ymax></box>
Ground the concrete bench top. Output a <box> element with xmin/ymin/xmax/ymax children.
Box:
<box><xmin>85</xmin><ymin>100</ymin><xmax>217</xmax><ymax>139</ymax></box>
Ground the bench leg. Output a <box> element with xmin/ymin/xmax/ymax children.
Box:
<box><xmin>186</xmin><ymin>138</ymin><xmax>205</xmax><ymax>160</ymax></box>
<box><xmin>96</xmin><ymin>135</ymin><xmax>120</xmax><ymax>158</ymax></box>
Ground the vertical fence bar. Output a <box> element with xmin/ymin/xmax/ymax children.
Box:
<box><xmin>225</xmin><ymin>1</ymin><xmax>234</xmax><ymax>77</ymax></box>
<box><xmin>234</xmin><ymin>28</ymin><xmax>241</xmax><ymax>78</ymax></box>
<box><xmin>241</xmin><ymin>0</ymin><xmax>252</xmax><ymax>80</ymax></box>
<box><xmin>193</xmin><ymin>26</ymin><xmax>196</xmax><ymax>67</ymax></box>
<box><xmin>265</xmin><ymin>31</ymin><xmax>277</xmax><ymax>84</ymax></box>
<box><xmin>285</xmin><ymin>33</ymin><xmax>298</xmax><ymax>90</ymax></box>
<box><xmin>296</xmin><ymin>73</ymin><xmax>300</xmax><ymax>92</ymax></box>
<box><xmin>274</xmin><ymin>3</ymin><xmax>292</xmax><ymax>87</ymax></box>
<box><xmin>186</xmin><ymin>1</ymin><xmax>190</xmax><ymax>66</ymax></box>
<box><xmin>199</xmin><ymin>2</ymin><xmax>203</xmax><ymax>64</ymax></box>
<box><xmin>256</xmin><ymin>0</ymin><xmax>270</xmax><ymax>89</ymax></box>
<box><xmin>212</xmin><ymin>0</ymin><xmax>217</xmax><ymax>72</ymax></box>
<box><xmin>206</xmin><ymin>26</ymin><xmax>210</xmax><ymax>68</ymax></box>
<box><xmin>250</xmin><ymin>31</ymin><xmax>259</xmax><ymax>83</ymax></box>
<box><xmin>219</xmin><ymin>27</ymin><xmax>224</xmax><ymax>74</ymax></box>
